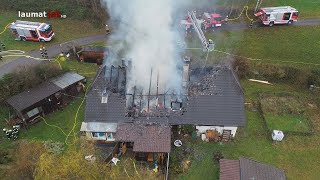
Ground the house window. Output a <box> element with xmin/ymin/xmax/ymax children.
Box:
<box><xmin>92</xmin><ymin>132</ymin><xmax>106</xmax><ymax>138</ymax></box>
<box><xmin>106</xmin><ymin>132</ymin><xmax>114</xmax><ymax>141</ymax></box>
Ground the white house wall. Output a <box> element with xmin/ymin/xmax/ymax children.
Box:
<box><xmin>196</xmin><ymin>126</ymin><xmax>238</xmax><ymax>137</ymax></box>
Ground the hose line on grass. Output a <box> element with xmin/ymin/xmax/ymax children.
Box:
<box><xmin>0</xmin><ymin>23</ymin><xmax>10</xmax><ymax>35</ymax></box>
<box><xmin>65</xmin><ymin>80</ymin><xmax>93</xmax><ymax>146</ymax></box>
<box><xmin>228</xmin><ymin>6</ymin><xmax>256</xmax><ymax>22</ymax></box>
<box><xmin>39</xmin><ymin>116</ymin><xmax>68</xmax><ymax>137</ymax></box>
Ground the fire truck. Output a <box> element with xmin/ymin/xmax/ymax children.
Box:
<box><xmin>254</xmin><ymin>6</ymin><xmax>299</xmax><ymax>26</ymax></box>
<box><xmin>181</xmin><ymin>12</ymin><xmax>223</xmax><ymax>32</ymax></box>
<box><xmin>9</xmin><ymin>20</ymin><xmax>55</xmax><ymax>42</ymax></box>
<box><xmin>202</xmin><ymin>12</ymin><xmax>222</xmax><ymax>29</ymax></box>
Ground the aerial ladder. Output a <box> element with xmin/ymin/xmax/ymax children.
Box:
<box><xmin>187</xmin><ymin>11</ymin><xmax>214</xmax><ymax>52</ymax></box>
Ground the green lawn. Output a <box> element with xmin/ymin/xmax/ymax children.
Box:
<box><xmin>192</xmin><ymin>25</ymin><xmax>320</xmax><ymax>67</ymax></box>
<box><xmin>19</xmin><ymin>97</ymin><xmax>84</xmax><ymax>142</ymax></box>
<box><xmin>174</xmin><ymin>81</ymin><xmax>320</xmax><ymax>180</ymax></box>
<box><xmin>259</xmin><ymin>93</ymin><xmax>312</xmax><ymax>133</ymax></box>
<box><xmin>264</xmin><ymin>114</ymin><xmax>310</xmax><ymax>133</ymax></box>
<box><xmin>0</xmin><ymin>11</ymin><xmax>105</xmax><ymax>52</ymax></box>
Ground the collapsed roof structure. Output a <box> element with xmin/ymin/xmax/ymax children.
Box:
<box><xmin>85</xmin><ymin>63</ymin><xmax>245</xmax><ymax>127</ymax></box>
<box><xmin>83</xmin><ymin>59</ymin><xmax>245</xmax><ymax>153</ymax></box>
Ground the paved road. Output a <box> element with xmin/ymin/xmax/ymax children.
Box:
<box><xmin>0</xmin><ymin>34</ymin><xmax>108</xmax><ymax>77</ymax></box>
<box><xmin>1</xmin><ymin>18</ymin><xmax>320</xmax><ymax>77</ymax></box>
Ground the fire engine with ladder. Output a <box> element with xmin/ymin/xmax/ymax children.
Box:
<box><xmin>186</xmin><ymin>11</ymin><xmax>214</xmax><ymax>52</ymax></box>
<box><xmin>9</xmin><ymin>20</ymin><xmax>55</xmax><ymax>42</ymax></box>
<box><xmin>254</xmin><ymin>6</ymin><xmax>299</xmax><ymax>26</ymax></box>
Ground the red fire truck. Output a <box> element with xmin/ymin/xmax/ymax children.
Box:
<box><xmin>9</xmin><ymin>20</ymin><xmax>55</xmax><ymax>42</ymax></box>
<box><xmin>202</xmin><ymin>12</ymin><xmax>222</xmax><ymax>29</ymax></box>
<box><xmin>254</xmin><ymin>6</ymin><xmax>299</xmax><ymax>26</ymax></box>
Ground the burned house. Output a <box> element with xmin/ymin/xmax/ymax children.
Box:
<box><xmin>6</xmin><ymin>72</ymin><xmax>85</xmax><ymax>126</ymax></box>
<box><xmin>77</xmin><ymin>46</ymin><xmax>106</xmax><ymax>65</ymax></box>
<box><xmin>82</xmin><ymin>59</ymin><xmax>245</xmax><ymax>162</ymax></box>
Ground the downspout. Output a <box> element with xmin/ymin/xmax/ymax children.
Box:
<box><xmin>166</xmin><ymin>152</ymin><xmax>170</xmax><ymax>180</ymax></box>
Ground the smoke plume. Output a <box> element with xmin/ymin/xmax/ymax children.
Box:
<box><xmin>102</xmin><ymin>0</ymin><xmax>184</xmax><ymax>99</ymax></box>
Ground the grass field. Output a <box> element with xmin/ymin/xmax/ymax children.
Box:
<box><xmin>264</xmin><ymin>114</ymin><xmax>310</xmax><ymax>133</ymax></box>
<box><xmin>189</xmin><ymin>25</ymin><xmax>320</xmax><ymax>68</ymax></box>
<box><xmin>0</xmin><ymin>11</ymin><xmax>105</xmax><ymax>52</ymax></box>
<box><xmin>260</xmin><ymin>93</ymin><xmax>312</xmax><ymax>133</ymax></box>
<box><xmin>174</xmin><ymin>81</ymin><xmax>320</xmax><ymax>180</ymax></box>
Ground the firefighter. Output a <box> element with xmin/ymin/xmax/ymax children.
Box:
<box><xmin>249</xmin><ymin>20</ymin><xmax>254</xmax><ymax>28</ymax></box>
<box><xmin>224</xmin><ymin>16</ymin><xmax>229</xmax><ymax>24</ymax></box>
<box><xmin>39</xmin><ymin>45</ymin><xmax>44</xmax><ymax>58</ymax></box>
<box><xmin>43</xmin><ymin>46</ymin><xmax>48</xmax><ymax>58</ymax></box>
<box><xmin>0</xmin><ymin>41</ymin><xmax>5</xmax><ymax>50</ymax></box>
<box><xmin>105</xmin><ymin>24</ymin><xmax>110</xmax><ymax>33</ymax></box>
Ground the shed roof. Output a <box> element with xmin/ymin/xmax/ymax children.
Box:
<box><xmin>219</xmin><ymin>157</ymin><xmax>286</xmax><ymax>180</ymax></box>
<box><xmin>6</xmin><ymin>72</ymin><xmax>84</xmax><ymax>112</ymax></box>
<box><xmin>7</xmin><ymin>82</ymin><xmax>61</xmax><ymax>112</ymax></box>
<box><xmin>80</xmin><ymin>46</ymin><xmax>106</xmax><ymax>53</ymax></box>
<box><xmin>240</xmin><ymin>157</ymin><xmax>286</xmax><ymax>180</ymax></box>
<box><xmin>220</xmin><ymin>159</ymin><xmax>240</xmax><ymax>180</ymax></box>
<box><xmin>51</xmin><ymin>72</ymin><xmax>85</xmax><ymax>89</ymax></box>
<box><xmin>115</xmin><ymin>123</ymin><xmax>171</xmax><ymax>153</ymax></box>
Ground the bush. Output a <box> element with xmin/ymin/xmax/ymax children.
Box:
<box><xmin>233</xmin><ymin>57</ymin><xmax>251</xmax><ymax>79</ymax></box>
<box><xmin>0</xmin><ymin>150</ymin><xmax>12</xmax><ymax>164</ymax></box>
<box><xmin>43</xmin><ymin>141</ymin><xmax>65</xmax><ymax>155</ymax></box>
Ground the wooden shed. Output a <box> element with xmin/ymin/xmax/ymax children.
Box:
<box><xmin>6</xmin><ymin>72</ymin><xmax>85</xmax><ymax>126</ymax></box>
<box><xmin>77</xmin><ymin>46</ymin><xmax>106</xmax><ymax>65</ymax></box>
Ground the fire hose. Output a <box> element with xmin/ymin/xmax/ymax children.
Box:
<box><xmin>0</xmin><ymin>23</ymin><xmax>10</xmax><ymax>35</ymax></box>
<box><xmin>227</xmin><ymin>6</ymin><xmax>256</xmax><ymax>22</ymax></box>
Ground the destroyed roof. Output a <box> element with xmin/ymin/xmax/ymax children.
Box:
<box><xmin>176</xmin><ymin>67</ymin><xmax>246</xmax><ymax>126</ymax></box>
<box><xmin>239</xmin><ymin>157</ymin><xmax>286</xmax><ymax>180</ymax></box>
<box><xmin>7</xmin><ymin>72</ymin><xmax>84</xmax><ymax>112</ymax></box>
<box><xmin>79</xmin><ymin>46</ymin><xmax>106</xmax><ymax>53</ymax></box>
<box><xmin>85</xmin><ymin>65</ymin><xmax>245</xmax><ymax>127</ymax></box>
<box><xmin>85</xmin><ymin>66</ymin><xmax>128</xmax><ymax>123</ymax></box>
<box><xmin>115</xmin><ymin>123</ymin><xmax>171</xmax><ymax>153</ymax></box>
<box><xmin>220</xmin><ymin>157</ymin><xmax>286</xmax><ymax>180</ymax></box>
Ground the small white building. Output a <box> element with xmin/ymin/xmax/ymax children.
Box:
<box><xmin>80</xmin><ymin>122</ymin><xmax>117</xmax><ymax>141</ymax></box>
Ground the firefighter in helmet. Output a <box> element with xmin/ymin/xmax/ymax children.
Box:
<box><xmin>105</xmin><ymin>24</ymin><xmax>110</xmax><ymax>33</ymax></box>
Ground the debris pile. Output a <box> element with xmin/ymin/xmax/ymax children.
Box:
<box><xmin>189</xmin><ymin>68</ymin><xmax>222</xmax><ymax>96</ymax></box>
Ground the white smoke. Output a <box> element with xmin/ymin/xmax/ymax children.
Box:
<box><xmin>102</xmin><ymin>0</ymin><xmax>184</xmax><ymax>98</ymax></box>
